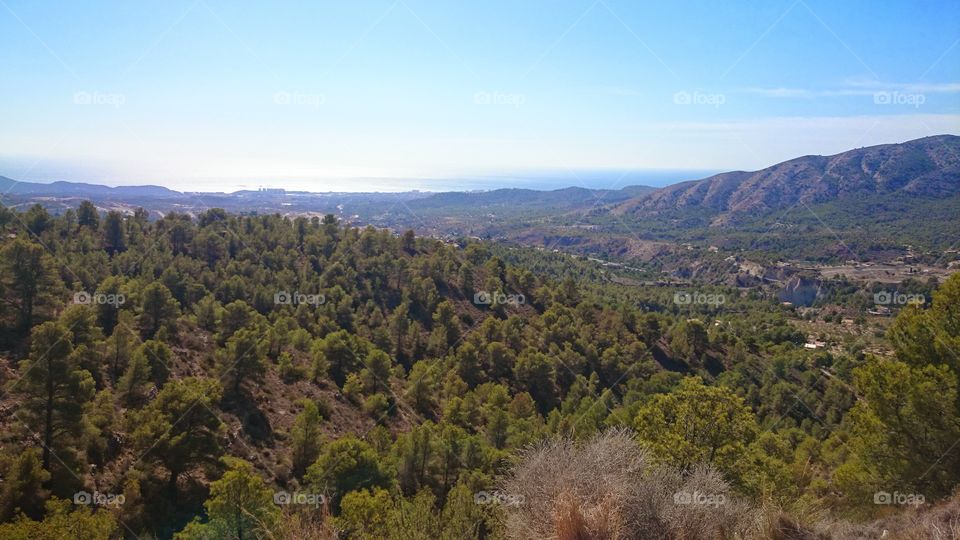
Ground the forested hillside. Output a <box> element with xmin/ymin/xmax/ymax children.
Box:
<box><xmin>616</xmin><ymin>135</ymin><xmax>960</xmax><ymax>223</ymax></box>
<box><xmin>0</xmin><ymin>203</ymin><xmax>957</xmax><ymax>539</ymax></box>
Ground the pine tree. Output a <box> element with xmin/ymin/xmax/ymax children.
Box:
<box><xmin>362</xmin><ymin>349</ymin><xmax>393</xmax><ymax>395</ymax></box>
<box><xmin>106</xmin><ymin>312</ymin><xmax>136</xmax><ymax>383</ymax></box>
<box><xmin>174</xmin><ymin>458</ymin><xmax>279</xmax><ymax>540</ymax></box>
<box><xmin>290</xmin><ymin>399</ymin><xmax>324</xmax><ymax>479</ymax></box>
<box><xmin>76</xmin><ymin>201</ymin><xmax>99</xmax><ymax>230</ymax></box>
<box><xmin>305</xmin><ymin>436</ymin><xmax>391</xmax><ymax>510</ymax></box>
<box><xmin>136</xmin><ymin>339</ymin><xmax>172</xmax><ymax>387</ymax></box>
<box><xmin>0</xmin><ymin>239</ymin><xmax>62</xmax><ymax>336</ymax></box>
<box><xmin>0</xmin><ymin>448</ymin><xmax>49</xmax><ymax>521</ymax></box>
<box><xmin>15</xmin><ymin>322</ymin><xmax>95</xmax><ymax>474</ymax></box>
<box><xmin>635</xmin><ymin>376</ymin><xmax>758</xmax><ymax>477</ymax></box>
<box><xmin>217</xmin><ymin>327</ymin><xmax>267</xmax><ymax>397</ymax></box>
<box><xmin>138</xmin><ymin>282</ymin><xmax>179</xmax><ymax>339</ymax></box>
<box><xmin>103</xmin><ymin>211</ymin><xmax>126</xmax><ymax>255</ymax></box>
<box><xmin>130</xmin><ymin>378</ymin><xmax>224</xmax><ymax>495</ymax></box>
<box><xmin>118</xmin><ymin>349</ymin><xmax>152</xmax><ymax>406</ymax></box>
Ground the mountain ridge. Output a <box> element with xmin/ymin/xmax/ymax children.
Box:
<box><xmin>612</xmin><ymin>134</ymin><xmax>960</xmax><ymax>225</ymax></box>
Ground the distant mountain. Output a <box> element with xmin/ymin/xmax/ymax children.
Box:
<box><xmin>0</xmin><ymin>177</ymin><xmax>181</xmax><ymax>200</ymax></box>
<box><xmin>407</xmin><ymin>185</ymin><xmax>656</xmax><ymax>214</ymax></box>
<box><xmin>614</xmin><ymin>135</ymin><xmax>960</xmax><ymax>225</ymax></box>
<box><xmin>0</xmin><ymin>175</ymin><xmax>657</xmax><ymax>224</ymax></box>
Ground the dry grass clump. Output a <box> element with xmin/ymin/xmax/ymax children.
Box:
<box><xmin>270</xmin><ymin>507</ymin><xmax>338</xmax><ymax>540</ymax></box>
<box><xmin>500</xmin><ymin>428</ymin><xmax>764</xmax><ymax>539</ymax></box>
<box><xmin>817</xmin><ymin>493</ymin><xmax>960</xmax><ymax>540</ymax></box>
<box><xmin>499</xmin><ymin>428</ymin><xmax>960</xmax><ymax>539</ymax></box>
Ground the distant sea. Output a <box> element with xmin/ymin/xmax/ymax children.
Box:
<box><xmin>0</xmin><ymin>157</ymin><xmax>717</xmax><ymax>193</ymax></box>
<box><xmin>275</xmin><ymin>169</ymin><xmax>720</xmax><ymax>193</ymax></box>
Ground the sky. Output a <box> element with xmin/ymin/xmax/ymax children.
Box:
<box><xmin>0</xmin><ymin>0</ymin><xmax>958</xmax><ymax>192</ymax></box>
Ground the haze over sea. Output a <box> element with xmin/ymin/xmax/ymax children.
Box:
<box><xmin>226</xmin><ymin>169</ymin><xmax>717</xmax><ymax>193</ymax></box>
<box><xmin>0</xmin><ymin>161</ymin><xmax>715</xmax><ymax>193</ymax></box>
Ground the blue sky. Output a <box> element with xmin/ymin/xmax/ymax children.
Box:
<box><xmin>0</xmin><ymin>0</ymin><xmax>958</xmax><ymax>192</ymax></box>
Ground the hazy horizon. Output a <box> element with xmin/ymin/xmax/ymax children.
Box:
<box><xmin>0</xmin><ymin>163</ymin><xmax>725</xmax><ymax>193</ymax></box>
<box><xmin>3</xmin><ymin>132</ymin><xmax>957</xmax><ymax>193</ymax></box>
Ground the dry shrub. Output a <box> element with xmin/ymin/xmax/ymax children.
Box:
<box><xmin>753</xmin><ymin>509</ymin><xmax>829</xmax><ymax>540</ymax></box>
<box><xmin>498</xmin><ymin>428</ymin><xmax>960</xmax><ymax>539</ymax></box>
<box><xmin>818</xmin><ymin>492</ymin><xmax>960</xmax><ymax>540</ymax></box>
<box><xmin>269</xmin><ymin>507</ymin><xmax>338</xmax><ymax>540</ymax></box>
<box><xmin>500</xmin><ymin>428</ymin><xmax>761</xmax><ymax>539</ymax></box>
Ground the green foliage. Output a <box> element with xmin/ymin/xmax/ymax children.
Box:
<box><xmin>277</xmin><ymin>351</ymin><xmax>306</xmax><ymax>382</ymax></box>
<box><xmin>669</xmin><ymin>318</ymin><xmax>709</xmax><ymax>362</ymax></box>
<box><xmin>337</xmin><ymin>485</ymin><xmax>490</xmax><ymax>540</ymax></box>
<box><xmin>217</xmin><ymin>327</ymin><xmax>267</xmax><ymax>397</ymax></box>
<box><xmin>129</xmin><ymin>378</ymin><xmax>225</xmax><ymax>493</ymax></box>
<box><xmin>175</xmin><ymin>458</ymin><xmax>279</xmax><ymax>540</ymax></box>
<box><xmin>0</xmin><ymin>449</ymin><xmax>49</xmax><ymax>521</ymax></box>
<box><xmin>117</xmin><ymin>346</ymin><xmax>152</xmax><ymax>406</ymax></box>
<box><xmin>0</xmin><ymin>238</ymin><xmax>62</xmax><ymax>336</ymax></box>
<box><xmin>312</xmin><ymin>329</ymin><xmax>366</xmax><ymax>387</ymax></box>
<box><xmin>635</xmin><ymin>376</ymin><xmax>758</xmax><ymax>481</ymax></box>
<box><xmin>513</xmin><ymin>350</ymin><xmax>557</xmax><ymax>414</ymax></box>
<box><xmin>834</xmin><ymin>358</ymin><xmax>960</xmax><ymax>502</ymax></box>
<box><xmin>138</xmin><ymin>282</ymin><xmax>179</xmax><ymax>339</ymax></box>
<box><xmin>290</xmin><ymin>399</ymin><xmax>323</xmax><ymax>479</ymax></box>
<box><xmin>76</xmin><ymin>201</ymin><xmax>99</xmax><ymax>230</ymax></box>
<box><xmin>136</xmin><ymin>339</ymin><xmax>172</xmax><ymax>387</ymax></box>
<box><xmin>14</xmin><ymin>321</ymin><xmax>95</xmax><ymax>483</ymax></box>
<box><xmin>0</xmin><ymin>498</ymin><xmax>117</xmax><ymax>540</ymax></box>
<box><xmin>833</xmin><ymin>274</ymin><xmax>960</xmax><ymax>505</ymax></box>
<box><xmin>888</xmin><ymin>272</ymin><xmax>960</xmax><ymax>383</ymax></box>
<box><xmin>305</xmin><ymin>436</ymin><xmax>393</xmax><ymax>510</ymax></box>
<box><xmin>103</xmin><ymin>211</ymin><xmax>126</xmax><ymax>255</ymax></box>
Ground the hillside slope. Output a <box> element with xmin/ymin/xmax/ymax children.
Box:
<box><xmin>615</xmin><ymin>135</ymin><xmax>960</xmax><ymax>225</ymax></box>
